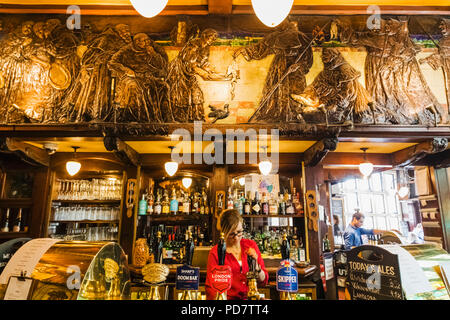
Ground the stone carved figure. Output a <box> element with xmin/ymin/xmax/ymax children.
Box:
<box><xmin>291</xmin><ymin>48</ymin><xmax>377</xmax><ymax>125</ymax></box>
<box><xmin>420</xmin><ymin>18</ymin><xmax>450</xmax><ymax>117</ymax></box>
<box><xmin>234</xmin><ymin>20</ymin><xmax>313</xmax><ymax>122</ymax></box>
<box><xmin>108</xmin><ymin>33</ymin><xmax>169</xmax><ymax>122</ymax></box>
<box><xmin>62</xmin><ymin>24</ymin><xmax>132</xmax><ymax>122</ymax></box>
<box><xmin>339</xmin><ymin>18</ymin><xmax>447</xmax><ymax>125</ymax></box>
<box><xmin>167</xmin><ymin>28</ymin><xmax>230</xmax><ymax>122</ymax></box>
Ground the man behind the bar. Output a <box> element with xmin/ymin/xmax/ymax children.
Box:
<box><xmin>343</xmin><ymin>212</ymin><xmax>384</xmax><ymax>250</ymax></box>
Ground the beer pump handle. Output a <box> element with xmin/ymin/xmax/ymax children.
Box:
<box><xmin>154</xmin><ymin>231</ymin><xmax>163</xmax><ymax>264</ymax></box>
<box><xmin>281</xmin><ymin>233</ymin><xmax>290</xmax><ymax>261</ymax></box>
<box><xmin>217</xmin><ymin>232</ymin><xmax>226</xmax><ymax>266</ymax></box>
<box><xmin>185</xmin><ymin>231</ymin><xmax>195</xmax><ymax>266</ymax></box>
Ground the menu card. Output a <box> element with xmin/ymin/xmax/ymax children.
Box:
<box><xmin>0</xmin><ymin>238</ymin><xmax>61</xmax><ymax>285</ymax></box>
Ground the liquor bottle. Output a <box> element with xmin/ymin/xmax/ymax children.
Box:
<box><xmin>217</xmin><ymin>193</ymin><xmax>223</xmax><ymax>213</ymax></box>
<box><xmin>293</xmin><ymin>188</ymin><xmax>303</xmax><ymax>215</ymax></box>
<box><xmin>138</xmin><ymin>191</ymin><xmax>148</xmax><ymax>216</ymax></box>
<box><xmin>251</xmin><ymin>191</ymin><xmax>261</xmax><ymax>215</ymax></box>
<box><xmin>279</xmin><ymin>193</ymin><xmax>286</xmax><ymax>215</ymax></box>
<box><xmin>12</xmin><ymin>208</ymin><xmax>22</xmax><ymax>232</ymax></box>
<box><xmin>185</xmin><ymin>230</ymin><xmax>195</xmax><ymax>266</ymax></box>
<box><xmin>182</xmin><ymin>192</ymin><xmax>190</xmax><ymax>214</ymax></box>
<box><xmin>298</xmin><ymin>236</ymin><xmax>306</xmax><ymax>262</ymax></box>
<box><xmin>191</xmin><ymin>192</ymin><xmax>199</xmax><ymax>214</ymax></box>
<box><xmin>162</xmin><ymin>190</ymin><xmax>170</xmax><ymax>214</ymax></box>
<box><xmin>244</xmin><ymin>192</ymin><xmax>251</xmax><ymax>215</ymax></box>
<box><xmin>261</xmin><ymin>193</ymin><xmax>269</xmax><ymax>215</ymax></box>
<box><xmin>153</xmin><ymin>231</ymin><xmax>164</xmax><ymax>264</ymax></box>
<box><xmin>170</xmin><ymin>188</ymin><xmax>178</xmax><ymax>215</ymax></box>
<box><xmin>154</xmin><ymin>190</ymin><xmax>162</xmax><ymax>215</ymax></box>
<box><xmin>237</xmin><ymin>192</ymin><xmax>244</xmax><ymax>215</ymax></box>
<box><xmin>147</xmin><ymin>189</ymin><xmax>154</xmax><ymax>215</ymax></box>
<box><xmin>286</xmin><ymin>193</ymin><xmax>295</xmax><ymax>215</ymax></box>
<box><xmin>227</xmin><ymin>188</ymin><xmax>234</xmax><ymax>210</ymax></box>
<box><xmin>202</xmin><ymin>188</ymin><xmax>209</xmax><ymax>215</ymax></box>
<box><xmin>200</xmin><ymin>195</ymin><xmax>205</xmax><ymax>215</ymax></box>
<box><xmin>269</xmin><ymin>194</ymin><xmax>278</xmax><ymax>216</ymax></box>
<box><xmin>1</xmin><ymin>208</ymin><xmax>10</xmax><ymax>232</ymax></box>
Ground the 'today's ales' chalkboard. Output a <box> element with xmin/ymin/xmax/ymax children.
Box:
<box><xmin>346</xmin><ymin>245</ymin><xmax>404</xmax><ymax>300</ymax></box>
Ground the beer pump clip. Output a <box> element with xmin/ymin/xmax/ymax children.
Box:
<box><xmin>176</xmin><ymin>231</ymin><xmax>201</xmax><ymax>300</ymax></box>
<box><xmin>142</xmin><ymin>231</ymin><xmax>169</xmax><ymax>300</ymax></box>
<box><xmin>210</xmin><ymin>232</ymin><xmax>232</xmax><ymax>300</ymax></box>
<box><xmin>277</xmin><ymin>233</ymin><xmax>298</xmax><ymax>300</ymax></box>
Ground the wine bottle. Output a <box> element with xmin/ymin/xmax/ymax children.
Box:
<box><xmin>12</xmin><ymin>208</ymin><xmax>22</xmax><ymax>232</ymax></box>
<box><xmin>251</xmin><ymin>192</ymin><xmax>261</xmax><ymax>215</ymax></box>
<box><xmin>323</xmin><ymin>234</ymin><xmax>331</xmax><ymax>253</ymax></box>
<box><xmin>147</xmin><ymin>189</ymin><xmax>154</xmax><ymax>215</ymax></box>
<box><xmin>1</xmin><ymin>208</ymin><xmax>10</xmax><ymax>232</ymax></box>
<box><xmin>261</xmin><ymin>193</ymin><xmax>269</xmax><ymax>215</ymax></box>
<box><xmin>244</xmin><ymin>192</ymin><xmax>251</xmax><ymax>215</ymax></box>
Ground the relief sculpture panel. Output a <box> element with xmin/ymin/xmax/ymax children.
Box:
<box><xmin>0</xmin><ymin>15</ymin><xmax>447</xmax><ymax>130</ymax></box>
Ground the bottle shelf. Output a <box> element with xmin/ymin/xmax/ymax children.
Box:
<box><xmin>49</xmin><ymin>220</ymin><xmax>120</xmax><ymax>224</ymax></box>
<box><xmin>242</xmin><ymin>214</ymin><xmax>303</xmax><ymax>218</ymax></box>
<box><xmin>52</xmin><ymin>200</ymin><xmax>121</xmax><ymax>205</ymax></box>
<box><xmin>142</xmin><ymin>213</ymin><xmax>210</xmax><ymax>225</ymax></box>
<box><xmin>0</xmin><ymin>231</ymin><xmax>30</xmax><ymax>239</ymax></box>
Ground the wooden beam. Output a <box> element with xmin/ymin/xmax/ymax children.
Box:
<box><xmin>303</xmin><ymin>138</ymin><xmax>338</xmax><ymax>167</ymax></box>
<box><xmin>103</xmin><ymin>136</ymin><xmax>140</xmax><ymax>167</ymax></box>
<box><xmin>323</xmin><ymin>152</ymin><xmax>393</xmax><ymax>166</ymax></box>
<box><xmin>208</xmin><ymin>0</ymin><xmax>232</xmax><ymax>14</ymax></box>
<box><xmin>392</xmin><ymin>138</ymin><xmax>448</xmax><ymax>167</ymax></box>
<box><xmin>0</xmin><ymin>137</ymin><xmax>49</xmax><ymax>166</ymax></box>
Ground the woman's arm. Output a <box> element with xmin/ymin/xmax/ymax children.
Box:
<box><xmin>246</xmin><ymin>242</ymin><xmax>269</xmax><ymax>287</ymax></box>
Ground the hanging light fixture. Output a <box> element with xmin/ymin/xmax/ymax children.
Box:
<box><xmin>130</xmin><ymin>0</ymin><xmax>169</xmax><ymax>18</ymax></box>
<box><xmin>358</xmin><ymin>148</ymin><xmax>373</xmax><ymax>177</ymax></box>
<box><xmin>164</xmin><ymin>146</ymin><xmax>178</xmax><ymax>177</ymax></box>
<box><xmin>66</xmin><ymin>146</ymin><xmax>81</xmax><ymax>176</ymax></box>
<box><xmin>238</xmin><ymin>177</ymin><xmax>245</xmax><ymax>186</ymax></box>
<box><xmin>251</xmin><ymin>0</ymin><xmax>294</xmax><ymax>28</ymax></box>
<box><xmin>259</xmin><ymin>146</ymin><xmax>272</xmax><ymax>176</ymax></box>
<box><xmin>397</xmin><ymin>168</ymin><xmax>410</xmax><ymax>199</ymax></box>
<box><xmin>182</xmin><ymin>177</ymin><xmax>192</xmax><ymax>189</ymax></box>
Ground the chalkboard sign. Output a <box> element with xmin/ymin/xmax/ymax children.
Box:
<box><xmin>346</xmin><ymin>245</ymin><xmax>404</xmax><ymax>300</ymax></box>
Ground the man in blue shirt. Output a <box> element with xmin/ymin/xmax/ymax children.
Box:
<box><xmin>343</xmin><ymin>212</ymin><xmax>384</xmax><ymax>250</ymax></box>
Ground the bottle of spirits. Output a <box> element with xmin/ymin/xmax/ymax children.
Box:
<box><xmin>147</xmin><ymin>189</ymin><xmax>154</xmax><ymax>215</ymax></box>
<box><xmin>278</xmin><ymin>194</ymin><xmax>286</xmax><ymax>216</ymax></box>
<box><xmin>200</xmin><ymin>195</ymin><xmax>205</xmax><ymax>215</ymax></box>
<box><xmin>217</xmin><ymin>193</ymin><xmax>223</xmax><ymax>213</ymax></box>
<box><xmin>251</xmin><ymin>191</ymin><xmax>261</xmax><ymax>215</ymax></box>
<box><xmin>182</xmin><ymin>192</ymin><xmax>190</xmax><ymax>215</ymax></box>
<box><xmin>12</xmin><ymin>208</ymin><xmax>22</xmax><ymax>232</ymax></box>
<box><xmin>269</xmin><ymin>194</ymin><xmax>278</xmax><ymax>216</ymax></box>
<box><xmin>244</xmin><ymin>192</ymin><xmax>251</xmax><ymax>215</ymax></box>
<box><xmin>227</xmin><ymin>188</ymin><xmax>234</xmax><ymax>210</ymax></box>
<box><xmin>162</xmin><ymin>190</ymin><xmax>170</xmax><ymax>215</ymax></box>
<box><xmin>261</xmin><ymin>193</ymin><xmax>269</xmax><ymax>215</ymax></box>
<box><xmin>298</xmin><ymin>236</ymin><xmax>306</xmax><ymax>262</ymax></box>
<box><xmin>286</xmin><ymin>193</ymin><xmax>295</xmax><ymax>215</ymax></box>
<box><xmin>1</xmin><ymin>208</ymin><xmax>10</xmax><ymax>232</ymax></box>
<box><xmin>170</xmin><ymin>188</ymin><xmax>178</xmax><ymax>215</ymax></box>
<box><xmin>154</xmin><ymin>190</ymin><xmax>162</xmax><ymax>215</ymax></box>
<box><xmin>237</xmin><ymin>192</ymin><xmax>244</xmax><ymax>215</ymax></box>
<box><xmin>138</xmin><ymin>191</ymin><xmax>148</xmax><ymax>216</ymax></box>
<box><xmin>293</xmin><ymin>188</ymin><xmax>303</xmax><ymax>215</ymax></box>
<box><xmin>202</xmin><ymin>188</ymin><xmax>209</xmax><ymax>215</ymax></box>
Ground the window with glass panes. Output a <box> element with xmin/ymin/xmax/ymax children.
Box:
<box><xmin>333</xmin><ymin>171</ymin><xmax>402</xmax><ymax>231</ymax></box>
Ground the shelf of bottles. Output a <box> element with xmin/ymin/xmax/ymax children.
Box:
<box><xmin>48</xmin><ymin>177</ymin><xmax>122</xmax><ymax>241</ymax></box>
<box><xmin>0</xmin><ymin>171</ymin><xmax>34</xmax><ymax>239</ymax></box>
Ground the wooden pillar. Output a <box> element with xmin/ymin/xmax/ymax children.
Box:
<box><xmin>304</xmin><ymin>165</ymin><xmax>325</xmax><ymax>267</ymax></box>
<box><xmin>211</xmin><ymin>164</ymin><xmax>228</xmax><ymax>244</ymax></box>
<box><xmin>119</xmin><ymin>165</ymin><xmax>140</xmax><ymax>263</ymax></box>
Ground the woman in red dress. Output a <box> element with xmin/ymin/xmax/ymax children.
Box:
<box><xmin>205</xmin><ymin>209</ymin><xmax>268</xmax><ymax>300</ymax></box>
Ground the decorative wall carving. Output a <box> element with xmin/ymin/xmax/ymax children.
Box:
<box><xmin>0</xmin><ymin>15</ymin><xmax>447</xmax><ymax>132</ymax></box>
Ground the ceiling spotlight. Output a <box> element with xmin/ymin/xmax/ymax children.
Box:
<box><xmin>66</xmin><ymin>146</ymin><xmax>81</xmax><ymax>176</ymax></box>
<box><xmin>130</xmin><ymin>0</ymin><xmax>168</xmax><ymax>18</ymax></box>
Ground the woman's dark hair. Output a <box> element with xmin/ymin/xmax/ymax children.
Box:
<box><xmin>352</xmin><ymin>212</ymin><xmax>365</xmax><ymax>221</ymax></box>
<box><xmin>333</xmin><ymin>214</ymin><xmax>339</xmax><ymax>224</ymax></box>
